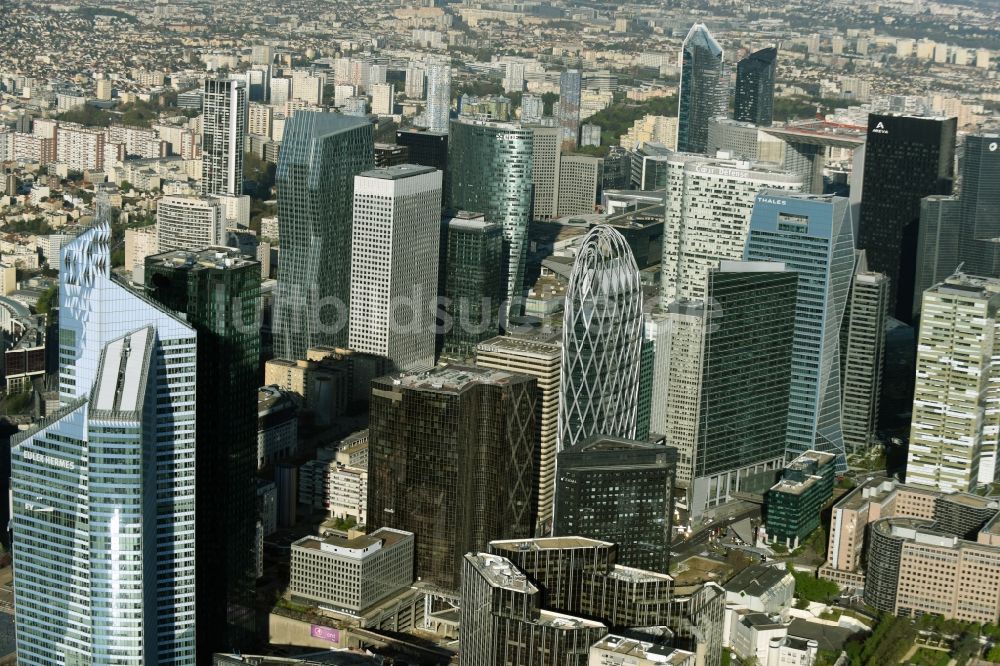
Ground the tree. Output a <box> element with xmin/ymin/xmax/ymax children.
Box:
<box><xmin>36</xmin><ymin>286</ymin><xmax>58</xmax><ymax>314</ymax></box>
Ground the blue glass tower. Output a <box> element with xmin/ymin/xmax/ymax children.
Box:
<box><xmin>677</xmin><ymin>23</ymin><xmax>725</xmax><ymax>154</ymax></box>
<box><xmin>745</xmin><ymin>193</ymin><xmax>855</xmax><ymax>471</ymax></box>
<box><xmin>12</xmin><ymin>204</ymin><xmax>198</xmax><ymax>664</ymax></box>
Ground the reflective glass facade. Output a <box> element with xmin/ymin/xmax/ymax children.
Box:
<box><xmin>447</xmin><ymin>120</ymin><xmax>534</xmax><ymax>307</ymax></box>
<box><xmin>13</xmin><ymin>211</ymin><xmax>198</xmax><ymax>665</ymax></box>
<box><xmin>367</xmin><ymin>367</ymin><xmax>537</xmax><ymax>590</ymax></box>
<box><xmin>559</xmin><ymin>226</ymin><xmax>643</xmax><ymax>451</ymax></box>
<box><xmin>677</xmin><ymin>23</ymin><xmax>725</xmax><ymax>154</ymax></box>
<box><xmin>441</xmin><ymin>215</ymin><xmax>504</xmax><ymax>359</ymax></box>
<box><xmin>145</xmin><ymin>248</ymin><xmax>261</xmax><ymax>660</ymax></box>
<box><xmin>745</xmin><ymin>193</ymin><xmax>856</xmax><ymax>471</ymax></box>
<box><xmin>856</xmin><ymin>114</ymin><xmax>956</xmax><ymax>322</ymax></box>
<box><xmin>273</xmin><ymin>112</ymin><xmax>374</xmax><ymax>359</ymax></box>
<box><xmin>734</xmin><ymin>47</ymin><xmax>777</xmax><ymax>127</ymax></box>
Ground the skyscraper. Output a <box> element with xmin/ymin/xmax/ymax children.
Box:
<box><xmin>856</xmin><ymin>114</ymin><xmax>956</xmax><ymax>322</ymax></box>
<box><xmin>447</xmin><ymin>119</ymin><xmax>534</xmax><ymax>308</ymax></box>
<box><xmin>553</xmin><ymin>436</ymin><xmax>677</xmax><ymax>573</ymax></box>
<box><xmin>144</xmin><ymin>247</ymin><xmax>260</xmax><ymax>661</ymax></box>
<box><xmin>531</xmin><ymin>125</ymin><xmax>561</xmax><ymax>220</ymax></box>
<box><xmin>156</xmin><ymin>195</ymin><xmax>225</xmax><ymax>252</ymax></box>
<box><xmin>367</xmin><ymin>366</ymin><xmax>537</xmax><ymax>590</ymax></box>
<box><xmin>557</xmin><ymin>155</ymin><xmax>602</xmax><ymax>216</ymax></box>
<box><xmin>12</xmin><ymin>213</ymin><xmax>197</xmax><ymax>664</ymax></box>
<box><xmin>442</xmin><ymin>213</ymin><xmax>505</xmax><ymax>359</ymax></box>
<box><xmin>558</xmin><ymin>69</ymin><xmax>582</xmax><ymax>146</ymax></box>
<box><xmin>395</xmin><ymin>128</ymin><xmax>449</xmax><ymax>173</ymax></box>
<box><xmin>273</xmin><ymin>112</ymin><xmax>374</xmax><ymax>359</ymax></box>
<box><xmin>957</xmin><ymin>132</ymin><xmax>1000</xmax><ymax>277</ymax></box>
<box><xmin>202</xmin><ymin>78</ymin><xmax>247</xmax><ymax>196</ymax></box>
<box><xmin>426</xmin><ymin>60</ymin><xmax>452</xmax><ymax>134</ymax></box>
<box><xmin>676</xmin><ymin>23</ymin><xmax>725</xmax><ymax>154</ymax></box>
<box><xmin>746</xmin><ymin>193</ymin><xmax>856</xmax><ymax>470</ymax></box>
<box><xmin>559</xmin><ymin>225</ymin><xmax>643</xmax><ymax>450</ymax></box>
<box><xmin>476</xmin><ymin>335</ymin><xmax>561</xmax><ymax>536</ymax></box>
<box><xmin>908</xmin><ymin>274</ymin><xmax>1000</xmax><ymax>493</ymax></box>
<box><xmin>348</xmin><ymin>165</ymin><xmax>442</xmax><ymax>371</ymax></box>
<box><xmin>734</xmin><ymin>47</ymin><xmax>778</xmax><ymax>127</ymax></box>
<box><xmin>659</xmin><ymin>153</ymin><xmax>802</xmax><ymax>303</ymax></box>
<box><xmin>913</xmin><ymin>195</ymin><xmax>961</xmax><ymax>321</ymax></box>
<box><xmin>841</xmin><ymin>254</ymin><xmax>889</xmax><ymax>454</ymax></box>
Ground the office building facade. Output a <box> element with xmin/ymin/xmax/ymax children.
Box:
<box><xmin>531</xmin><ymin>126</ymin><xmax>561</xmax><ymax>219</ymax></box>
<box><xmin>559</xmin><ymin>226</ymin><xmax>643</xmax><ymax>450</ymax></box>
<box><xmin>426</xmin><ymin>60</ymin><xmax>452</xmax><ymax>134</ymax></box>
<box><xmin>958</xmin><ymin>133</ymin><xmax>1000</xmax><ymax>277</ymax></box>
<box><xmin>660</xmin><ymin>153</ymin><xmax>802</xmax><ymax>303</ymax></box>
<box><xmin>395</xmin><ymin>128</ymin><xmax>448</xmax><ymax>173</ymax></box>
<box><xmin>144</xmin><ymin>247</ymin><xmax>261</xmax><ymax>660</ymax></box>
<box><xmin>677</xmin><ymin>23</ymin><xmax>726</xmax><ymax>154</ymax></box>
<box><xmin>746</xmin><ymin>193</ymin><xmax>856</xmax><ymax>470</ymax></box>
<box><xmin>908</xmin><ymin>275</ymin><xmax>1000</xmax><ymax>493</ymax></box>
<box><xmin>202</xmin><ymin>78</ymin><xmax>247</xmax><ymax>196</ymax></box>
<box><xmin>13</xmin><ymin>215</ymin><xmax>197</xmax><ymax>665</ymax></box>
<box><xmin>447</xmin><ymin>120</ymin><xmax>534</xmax><ymax>308</ymax></box>
<box><xmin>367</xmin><ymin>366</ymin><xmax>537</xmax><ymax>590</ymax></box>
<box><xmin>765</xmin><ymin>451</ymin><xmax>836</xmax><ymax>547</ymax></box>
<box><xmin>156</xmin><ymin>195</ymin><xmax>225</xmax><ymax>253</ymax></box>
<box><xmin>913</xmin><ymin>195</ymin><xmax>961</xmax><ymax>320</ymax></box>
<box><xmin>476</xmin><ymin>335</ymin><xmax>561</xmax><ymax>536</ymax></box>
<box><xmin>856</xmin><ymin>114</ymin><xmax>956</xmax><ymax>322</ymax></box>
<box><xmin>348</xmin><ymin>165</ymin><xmax>442</xmax><ymax>371</ymax></box>
<box><xmin>734</xmin><ymin>47</ymin><xmax>777</xmax><ymax>127</ymax></box>
<box><xmin>841</xmin><ymin>255</ymin><xmax>889</xmax><ymax>453</ymax></box>
<box><xmin>274</xmin><ymin>112</ymin><xmax>374</xmax><ymax>359</ymax></box>
<box><xmin>442</xmin><ymin>213</ymin><xmax>505</xmax><ymax>360</ymax></box>
<box><xmin>553</xmin><ymin>436</ymin><xmax>677</xmax><ymax>573</ymax></box>
<box><xmin>558</xmin><ymin>69</ymin><xmax>582</xmax><ymax>146</ymax></box>
<box><xmin>556</xmin><ymin>155</ymin><xmax>602</xmax><ymax>216</ymax></box>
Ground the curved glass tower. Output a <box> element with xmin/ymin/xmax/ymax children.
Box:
<box><xmin>558</xmin><ymin>225</ymin><xmax>644</xmax><ymax>450</ymax></box>
<box><xmin>677</xmin><ymin>23</ymin><xmax>725</xmax><ymax>154</ymax></box>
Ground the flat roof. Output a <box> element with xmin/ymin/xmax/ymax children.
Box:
<box><xmin>490</xmin><ymin>536</ymin><xmax>614</xmax><ymax>553</ymax></box>
<box><xmin>466</xmin><ymin>553</ymin><xmax>538</xmax><ymax>594</ymax></box>
<box><xmin>476</xmin><ymin>335</ymin><xmax>561</xmax><ymax>359</ymax></box>
<box><xmin>591</xmin><ymin>635</ymin><xmax>694</xmax><ymax>663</ymax></box>
<box><xmin>147</xmin><ymin>246</ymin><xmax>257</xmax><ymax>271</ymax></box>
<box><xmin>382</xmin><ymin>364</ymin><xmax>529</xmax><ymax>392</ymax></box>
<box><xmin>358</xmin><ymin>164</ymin><xmax>437</xmax><ymax>180</ymax></box>
<box><xmin>295</xmin><ymin>527</ymin><xmax>411</xmax><ymax>556</ymax></box>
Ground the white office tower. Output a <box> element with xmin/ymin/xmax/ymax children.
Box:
<box><xmin>558</xmin><ymin>225</ymin><xmax>643</xmax><ymax>450</ymax></box>
<box><xmin>11</xmin><ymin>206</ymin><xmax>197</xmax><ymax>664</ymax></box>
<box><xmin>348</xmin><ymin>165</ymin><xmax>442</xmax><ymax>371</ymax></box>
<box><xmin>907</xmin><ymin>274</ymin><xmax>1000</xmax><ymax>493</ymax></box>
<box><xmin>531</xmin><ymin>126</ymin><xmax>561</xmax><ymax>220</ymax></box>
<box><xmin>371</xmin><ymin>83</ymin><xmax>395</xmax><ymax>116</ymax></box>
<box><xmin>156</xmin><ymin>195</ymin><xmax>224</xmax><ymax>252</ymax></box>
<box><xmin>426</xmin><ymin>60</ymin><xmax>452</xmax><ymax>134</ymax></box>
<box><xmin>201</xmin><ymin>78</ymin><xmax>247</xmax><ymax>196</ymax></box>
<box><xmin>661</xmin><ymin>153</ymin><xmax>802</xmax><ymax>303</ymax></box>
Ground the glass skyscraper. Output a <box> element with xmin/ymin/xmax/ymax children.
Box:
<box><xmin>273</xmin><ymin>112</ymin><xmax>374</xmax><ymax>359</ymax></box>
<box><xmin>366</xmin><ymin>366</ymin><xmax>537</xmax><ymax>590</ymax></box>
<box><xmin>557</xmin><ymin>69</ymin><xmax>582</xmax><ymax>146</ymax></box>
<box><xmin>558</xmin><ymin>225</ymin><xmax>643</xmax><ymax>451</ymax></box>
<box><xmin>746</xmin><ymin>192</ymin><xmax>856</xmax><ymax>471</ymax></box>
<box><xmin>734</xmin><ymin>47</ymin><xmax>777</xmax><ymax>127</ymax></box>
<box><xmin>144</xmin><ymin>247</ymin><xmax>261</xmax><ymax>661</ymax></box>
<box><xmin>553</xmin><ymin>436</ymin><xmax>677</xmax><ymax>573</ymax></box>
<box><xmin>856</xmin><ymin>114</ymin><xmax>956</xmax><ymax>323</ymax></box>
<box><xmin>441</xmin><ymin>212</ymin><xmax>505</xmax><ymax>359</ymax></box>
<box><xmin>957</xmin><ymin>132</ymin><xmax>1000</xmax><ymax>277</ymax></box>
<box><xmin>447</xmin><ymin>119</ymin><xmax>534</xmax><ymax>309</ymax></box>
<box><xmin>676</xmin><ymin>23</ymin><xmax>725</xmax><ymax>154</ymax></box>
<box><xmin>12</xmin><ymin>208</ymin><xmax>198</xmax><ymax>665</ymax></box>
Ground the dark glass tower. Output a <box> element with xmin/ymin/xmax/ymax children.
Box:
<box><xmin>274</xmin><ymin>112</ymin><xmax>374</xmax><ymax>359</ymax></box>
<box><xmin>144</xmin><ymin>247</ymin><xmax>261</xmax><ymax>660</ymax></box>
<box><xmin>447</xmin><ymin>119</ymin><xmax>534</xmax><ymax>308</ymax></box>
<box><xmin>734</xmin><ymin>47</ymin><xmax>777</xmax><ymax>126</ymax></box>
<box><xmin>396</xmin><ymin>128</ymin><xmax>449</xmax><ymax>173</ymax></box>
<box><xmin>856</xmin><ymin>114</ymin><xmax>956</xmax><ymax>322</ymax></box>
<box><xmin>558</xmin><ymin>69</ymin><xmax>582</xmax><ymax>147</ymax></box>
<box><xmin>553</xmin><ymin>436</ymin><xmax>677</xmax><ymax>573</ymax></box>
<box><xmin>367</xmin><ymin>365</ymin><xmax>537</xmax><ymax>590</ymax></box>
<box><xmin>958</xmin><ymin>133</ymin><xmax>1000</xmax><ymax>276</ymax></box>
<box><xmin>677</xmin><ymin>23</ymin><xmax>725</xmax><ymax>154</ymax></box>
<box><xmin>441</xmin><ymin>212</ymin><xmax>505</xmax><ymax>359</ymax></box>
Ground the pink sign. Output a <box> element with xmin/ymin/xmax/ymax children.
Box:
<box><xmin>310</xmin><ymin>625</ymin><xmax>340</xmax><ymax>643</ymax></box>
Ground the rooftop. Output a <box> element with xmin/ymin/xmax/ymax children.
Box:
<box><xmin>466</xmin><ymin>553</ymin><xmax>538</xmax><ymax>593</ymax></box>
<box><xmin>475</xmin><ymin>334</ymin><xmax>561</xmax><ymax>359</ymax></box>
<box><xmin>724</xmin><ymin>564</ymin><xmax>790</xmax><ymax>597</ymax></box>
<box><xmin>146</xmin><ymin>246</ymin><xmax>257</xmax><ymax>271</ymax></box>
<box><xmin>382</xmin><ymin>364</ymin><xmax>529</xmax><ymax>392</ymax></box>
<box><xmin>294</xmin><ymin>527</ymin><xmax>412</xmax><ymax>559</ymax></box>
<box><xmin>591</xmin><ymin>634</ymin><xmax>695</xmax><ymax>663</ymax></box>
<box><xmin>490</xmin><ymin>536</ymin><xmax>615</xmax><ymax>553</ymax></box>
<box><xmin>358</xmin><ymin>163</ymin><xmax>437</xmax><ymax>180</ymax></box>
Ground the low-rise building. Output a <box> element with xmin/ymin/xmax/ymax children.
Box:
<box><xmin>589</xmin><ymin>635</ymin><xmax>695</xmax><ymax>665</ymax></box>
<box><xmin>723</xmin><ymin>564</ymin><xmax>795</xmax><ymax>616</ymax></box>
<box><xmin>289</xmin><ymin>528</ymin><xmax>414</xmax><ymax>614</ymax></box>
<box><xmin>765</xmin><ymin>451</ymin><xmax>836</xmax><ymax>548</ymax></box>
